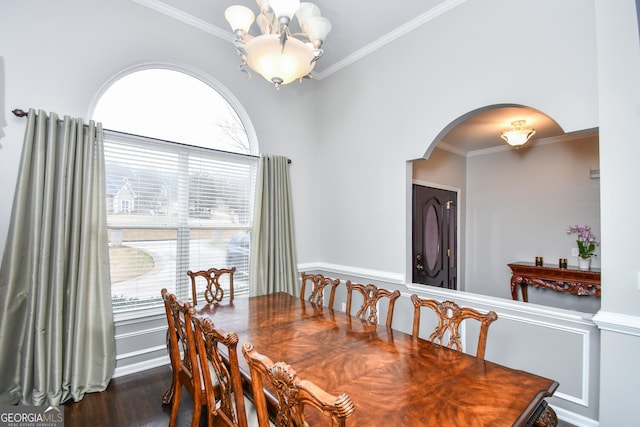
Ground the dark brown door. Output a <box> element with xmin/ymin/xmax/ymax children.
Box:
<box><xmin>412</xmin><ymin>185</ymin><xmax>457</xmax><ymax>289</ymax></box>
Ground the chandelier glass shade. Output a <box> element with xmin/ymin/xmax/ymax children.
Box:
<box><xmin>245</xmin><ymin>34</ymin><xmax>316</xmax><ymax>85</ymax></box>
<box><xmin>500</xmin><ymin>120</ymin><xmax>536</xmax><ymax>147</ymax></box>
<box><xmin>224</xmin><ymin>0</ymin><xmax>331</xmax><ymax>89</ymax></box>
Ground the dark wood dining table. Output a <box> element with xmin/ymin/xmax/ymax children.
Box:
<box><xmin>195</xmin><ymin>292</ymin><xmax>558</xmax><ymax>426</ymax></box>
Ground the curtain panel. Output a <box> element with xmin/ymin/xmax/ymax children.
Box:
<box><xmin>0</xmin><ymin>109</ymin><xmax>115</xmax><ymax>405</ymax></box>
<box><xmin>249</xmin><ymin>154</ymin><xmax>298</xmax><ymax>296</ymax></box>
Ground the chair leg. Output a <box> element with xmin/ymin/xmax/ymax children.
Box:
<box><xmin>163</xmin><ymin>329</ymin><xmax>176</xmax><ymax>405</ymax></box>
<box><xmin>191</xmin><ymin>398</ymin><xmax>202</xmax><ymax>427</ymax></box>
<box><xmin>169</xmin><ymin>385</ymin><xmax>182</xmax><ymax>427</ymax></box>
<box><xmin>162</xmin><ymin>380</ymin><xmax>175</xmax><ymax>405</ymax></box>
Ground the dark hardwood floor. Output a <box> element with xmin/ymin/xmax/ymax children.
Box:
<box><xmin>64</xmin><ymin>365</ymin><xmax>206</xmax><ymax>427</ymax></box>
<box><xmin>64</xmin><ymin>365</ymin><xmax>578</xmax><ymax>426</ymax></box>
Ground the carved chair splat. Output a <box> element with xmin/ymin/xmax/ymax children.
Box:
<box><xmin>300</xmin><ymin>272</ymin><xmax>341</xmax><ymax>309</ymax></box>
<box><xmin>192</xmin><ymin>314</ymin><xmax>256</xmax><ymax>427</ymax></box>
<box><xmin>187</xmin><ymin>267</ymin><xmax>236</xmax><ymax>306</ymax></box>
<box><xmin>242</xmin><ymin>342</ymin><xmax>356</xmax><ymax>427</ymax></box>
<box><xmin>410</xmin><ymin>294</ymin><xmax>498</xmax><ymax>360</ymax></box>
<box><xmin>345</xmin><ymin>281</ymin><xmax>400</xmax><ymax>328</ymax></box>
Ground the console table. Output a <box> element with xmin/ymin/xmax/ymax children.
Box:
<box><xmin>509</xmin><ymin>262</ymin><xmax>601</xmax><ymax>302</ymax></box>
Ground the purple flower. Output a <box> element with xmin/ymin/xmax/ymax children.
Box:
<box><xmin>567</xmin><ymin>225</ymin><xmax>599</xmax><ymax>259</ymax></box>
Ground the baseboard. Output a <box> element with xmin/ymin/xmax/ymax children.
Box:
<box><xmin>553</xmin><ymin>405</ymin><xmax>599</xmax><ymax>427</ymax></box>
<box><xmin>113</xmin><ymin>355</ymin><xmax>170</xmax><ymax>379</ymax></box>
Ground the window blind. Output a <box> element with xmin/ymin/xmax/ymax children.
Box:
<box><xmin>104</xmin><ymin>131</ymin><xmax>257</xmax><ymax>313</ymax></box>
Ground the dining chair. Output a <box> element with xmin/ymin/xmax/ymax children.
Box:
<box><xmin>345</xmin><ymin>281</ymin><xmax>400</xmax><ymax>328</ymax></box>
<box><xmin>242</xmin><ymin>342</ymin><xmax>356</xmax><ymax>427</ymax></box>
<box><xmin>300</xmin><ymin>272</ymin><xmax>341</xmax><ymax>309</ymax></box>
<box><xmin>161</xmin><ymin>288</ymin><xmax>208</xmax><ymax>427</ymax></box>
<box><xmin>410</xmin><ymin>294</ymin><xmax>498</xmax><ymax>359</ymax></box>
<box><xmin>191</xmin><ymin>313</ymin><xmax>260</xmax><ymax>427</ymax></box>
<box><xmin>187</xmin><ymin>267</ymin><xmax>236</xmax><ymax>306</ymax></box>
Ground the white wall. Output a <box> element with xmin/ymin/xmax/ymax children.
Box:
<box><xmin>593</xmin><ymin>0</ymin><xmax>640</xmax><ymax>425</ymax></box>
<box><xmin>315</xmin><ymin>0</ymin><xmax>599</xmax><ymax>280</ymax></box>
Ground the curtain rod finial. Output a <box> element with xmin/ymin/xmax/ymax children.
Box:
<box><xmin>12</xmin><ymin>109</ymin><xmax>28</xmax><ymax>117</ymax></box>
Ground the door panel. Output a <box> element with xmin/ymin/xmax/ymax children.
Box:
<box><xmin>412</xmin><ymin>185</ymin><xmax>457</xmax><ymax>289</ymax></box>
<box><xmin>423</xmin><ymin>200</ymin><xmax>441</xmax><ymax>275</ymax></box>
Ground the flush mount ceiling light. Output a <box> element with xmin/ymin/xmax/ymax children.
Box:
<box><xmin>225</xmin><ymin>0</ymin><xmax>332</xmax><ymax>90</ymax></box>
<box><xmin>500</xmin><ymin>120</ymin><xmax>536</xmax><ymax>147</ymax></box>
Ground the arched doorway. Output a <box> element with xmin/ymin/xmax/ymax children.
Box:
<box><xmin>412</xmin><ymin>105</ymin><xmax>601</xmax><ymax>313</ymax></box>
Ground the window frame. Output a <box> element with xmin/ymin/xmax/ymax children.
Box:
<box><xmin>91</xmin><ymin>64</ymin><xmax>259</xmax><ymax>321</ymax></box>
<box><xmin>104</xmin><ymin>130</ymin><xmax>258</xmax><ymax>320</ymax></box>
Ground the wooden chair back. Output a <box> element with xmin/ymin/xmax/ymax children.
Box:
<box><xmin>192</xmin><ymin>314</ymin><xmax>249</xmax><ymax>427</ymax></box>
<box><xmin>161</xmin><ymin>288</ymin><xmax>206</xmax><ymax>427</ymax></box>
<box><xmin>345</xmin><ymin>281</ymin><xmax>400</xmax><ymax>328</ymax></box>
<box><xmin>187</xmin><ymin>267</ymin><xmax>236</xmax><ymax>306</ymax></box>
<box><xmin>242</xmin><ymin>342</ymin><xmax>355</xmax><ymax>427</ymax></box>
<box><xmin>300</xmin><ymin>272</ymin><xmax>341</xmax><ymax>309</ymax></box>
<box><xmin>410</xmin><ymin>294</ymin><xmax>498</xmax><ymax>359</ymax></box>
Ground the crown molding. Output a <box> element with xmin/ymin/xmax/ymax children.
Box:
<box><xmin>436</xmin><ymin>141</ymin><xmax>468</xmax><ymax>157</ymax></box>
<box><xmin>314</xmin><ymin>0</ymin><xmax>468</xmax><ymax>80</ymax></box>
<box><xmin>133</xmin><ymin>0</ymin><xmax>467</xmax><ymax>81</ymax></box>
<box><xmin>462</xmin><ymin>127</ymin><xmax>599</xmax><ymax>158</ymax></box>
<box><xmin>132</xmin><ymin>0</ymin><xmax>233</xmax><ymax>42</ymax></box>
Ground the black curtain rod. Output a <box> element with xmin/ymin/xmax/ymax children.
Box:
<box><xmin>12</xmin><ymin>108</ymin><xmax>291</xmax><ymax>164</ymax></box>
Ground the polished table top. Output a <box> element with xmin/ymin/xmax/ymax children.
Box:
<box><xmin>196</xmin><ymin>292</ymin><xmax>558</xmax><ymax>426</ymax></box>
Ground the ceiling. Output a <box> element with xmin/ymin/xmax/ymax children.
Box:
<box><xmin>136</xmin><ymin>0</ymin><xmax>569</xmax><ymax>154</ymax></box>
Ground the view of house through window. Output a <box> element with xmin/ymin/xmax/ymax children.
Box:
<box><xmin>93</xmin><ymin>68</ymin><xmax>257</xmax><ymax>314</ymax></box>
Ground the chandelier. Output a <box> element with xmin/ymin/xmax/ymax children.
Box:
<box><xmin>500</xmin><ymin>120</ymin><xmax>536</xmax><ymax>147</ymax></box>
<box><xmin>224</xmin><ymin>0</ymin><xmax>332</xmax><ymax>89</ymax></box>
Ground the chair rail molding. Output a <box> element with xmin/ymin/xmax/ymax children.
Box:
<box><xmin>592</xmin><ymin>310</ymin><xmax>640</xmax><ymax>337</ymax></box>
<box><xmin>297</xmin><ymin>262</ymin><xmax>405</xmax><ymax>285</ymax></box>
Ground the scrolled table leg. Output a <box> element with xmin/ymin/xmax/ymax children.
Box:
<box><xmin>510</xmin><ymin>276</ymin><xmax>520</xmax><ymax>300</ymax></box>
<box><xmin>534</xmin><ymin>405</ymin><xmax>558</xmax><ymax>427</ymax></box>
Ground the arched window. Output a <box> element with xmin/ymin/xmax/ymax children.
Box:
<box><xmin>93</xmin><ymin>68</ymin><xmax>257</xmax><ymax>315</ymax></box>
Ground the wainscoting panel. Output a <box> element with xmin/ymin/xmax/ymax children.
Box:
<box><xmin>114</xmin><ymin>311</ymin><xmax>169</xmax><ymax>378</ymax></box>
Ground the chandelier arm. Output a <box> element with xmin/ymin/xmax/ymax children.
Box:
<box><xmin>237</xmin><ymin>63</ymin><xmax>252</xmax><ymax>79</ymax></box>
<box><xmin>235</xmin><ymin>44</ymin><xmax>248</xmax><ymax>58</ymax></box>
<box><xmin>230</xmin><ymin>41</ymin><xmax>251</xmax><ymax>79</ymax></box>
<box><xmin>310</xmin><ymin>49</ymin><xmax>324</xmax><ymax>65</ymax></box>
<box><xmin>257</xmin><ymin>11</ymin><xmax>277</xmax><ymax>35</ymax></box>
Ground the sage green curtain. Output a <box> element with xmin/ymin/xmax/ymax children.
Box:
<box><xmin>249</xmin><ymin>154</ymin><xmax>298</xmax><ymax>296</ymax></box>
<box><xmin>0</xmin><ymin>109</ymin><xmax>115</xmax><ymax>405</ymax></box>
